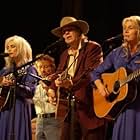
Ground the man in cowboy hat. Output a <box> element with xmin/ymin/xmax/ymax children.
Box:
<box><xmin>48</xmin><ymin>16</ymin><xmax>107</xmax><ymax>140</ymax></box>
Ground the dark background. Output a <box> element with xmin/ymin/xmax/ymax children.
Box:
<box><xmin>0</xmin><ymin>0</ymin><xmax>140</xmax><ymax>65</ymax></box>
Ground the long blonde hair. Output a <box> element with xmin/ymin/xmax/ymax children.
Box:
<box><xmin>122</xmin><ymin>15</ymin><xmax>140</xmax><ymax>49</ymax></box>
<box><xmin>4</xmin><ymin>35</ymin><xmax>32</xmax><ymax>68</ymax></box>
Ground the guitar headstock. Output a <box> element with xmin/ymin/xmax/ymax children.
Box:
<box><xmin>17</xmin><ymin>68</ymin><xmax>27</xmax><ymax>77</ymax></box>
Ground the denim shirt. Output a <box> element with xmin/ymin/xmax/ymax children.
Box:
<box><xmin>92</xmin><ymin>46</ymin><xmax>140</xmax><ymax>81</ymax></box>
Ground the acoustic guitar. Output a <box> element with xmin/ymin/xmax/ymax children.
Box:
<box><xmin>0</xmin><ymin>69</ymin><xmax>27</xmax><ymax>111</ymax></box>
<box><xmin>54</xmin><ymin>70</ymin><xmax>71</xmax><ymax>121</ymax></box>
<box><xmin>93</xmin><ymin>67</ymin><xmax>139</xmax><ymax>120</ymax></box>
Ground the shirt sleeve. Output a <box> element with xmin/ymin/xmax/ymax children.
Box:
<box><xmin>91</xmin><ymin>49</ymin><xmax>115</xmax><ymax>81</ymax></box>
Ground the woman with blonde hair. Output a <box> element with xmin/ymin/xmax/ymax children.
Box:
<box><xmin>92</xmin><ymin>15</ymin><xmax>140</xmax><ymax>140</ymax></box>
<box><xmin>0</xmin><ymin>35</ymin><xmax>37</xmax><ymax>140</ymax></box>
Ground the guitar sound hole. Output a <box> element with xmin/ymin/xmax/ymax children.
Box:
<box><xmin>106</xmin><ymin>81</ymin><xmax>120</xmax><ymax>102</ymax></box>
<box><xmin>113</xmin><ymin>81</ymin><xmax>120</xmax><ymax>93</ymax></box>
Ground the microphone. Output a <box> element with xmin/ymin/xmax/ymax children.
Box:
<box><xmin>44</xmin><ymin>38</ymin><xmax>65</xmax><ymax>54</ymax></box>
<box><xmin>0</xmin><ymin>53</ymin><xmax>9</xmax><ymax>57</ymax></box>
<box><xmin>47</xmin><ymin>38</ymin><xmax>64</xmax><ymax>49</ymax></box>
<box><xmin>53</xmin><ymin>38</ymin><xmax>64</xmax><ymax>44</ymax></box>
<box><xmin>29</xmin><ymin>73</ymin><xmax>51</xmax><ymax>86</ymax></box>
<box><xmin>105</xmin><ymin>34</ymin><xmax>123</xmax><ymax>42</ymax></box>
<box><xmin>50</xmin><ymin>38</ymin><xmax>64</xmax><ymax>46</ymax></box>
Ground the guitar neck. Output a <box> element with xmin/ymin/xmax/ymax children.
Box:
<box><xmin>120</xmin><ymin>69</ymin><xmax>140</xmax><ymax>87</ymax></box>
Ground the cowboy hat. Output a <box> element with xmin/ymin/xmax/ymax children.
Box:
<box><xmin>51</xmin><ymin>16</ymin><xmax>89</xmax><ymax>37</ymax></box>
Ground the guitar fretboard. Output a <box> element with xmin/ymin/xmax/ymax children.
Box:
<box><xmin>120</xmin><ymin>69</ymin><xmax>140</xmax><ymax>87</ymax></box>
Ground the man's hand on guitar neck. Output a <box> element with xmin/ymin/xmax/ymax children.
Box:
<box><xmin>55</xmin><ymin>78</ymin><xmax>73</xmax><ymax>89</ymax></box>
<box><xmin>54</xmin><ymin>71</ymin><xmax>73</xmax><ymax>89</ymax></box>
<box><xmin>94</xmin><ymin>79</ymin><xmax>109</xmax><ymax>97</ymax></box>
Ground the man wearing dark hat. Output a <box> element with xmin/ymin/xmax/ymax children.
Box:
<box><xmin>48</xmin><ymin>16</ymin><xmax>107</xmax><ymax>140</ymax></box>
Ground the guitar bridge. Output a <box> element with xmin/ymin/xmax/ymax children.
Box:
<box><xmin>106</xmin><ymin>91</ymin><xmax>119</xmax><ymax>102</ymax></box>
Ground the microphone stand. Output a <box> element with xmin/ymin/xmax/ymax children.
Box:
<box><xmin>67</xmin><ymin>67</ymin><xmax>96</xmax><ymax>140</ymax></box>
<box><xmin>65</xmin><ymin>89</ymin><xmax>75</xmax><ymax>140</ymax></box>
<box><xmin>70</xmin><ymin>95</ymin><xmax>75</xmax><ymax>140</ymax></box>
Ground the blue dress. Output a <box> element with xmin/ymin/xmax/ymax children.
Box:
<box><xmin>92</xmin><ymin>46</ymin><xmax>140</xmax><ymax>140</ymax></box>
<box><xmin>0</xmin><ymin>66</ymin><xmax>37</xmax><ymax>140</ymax></box>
